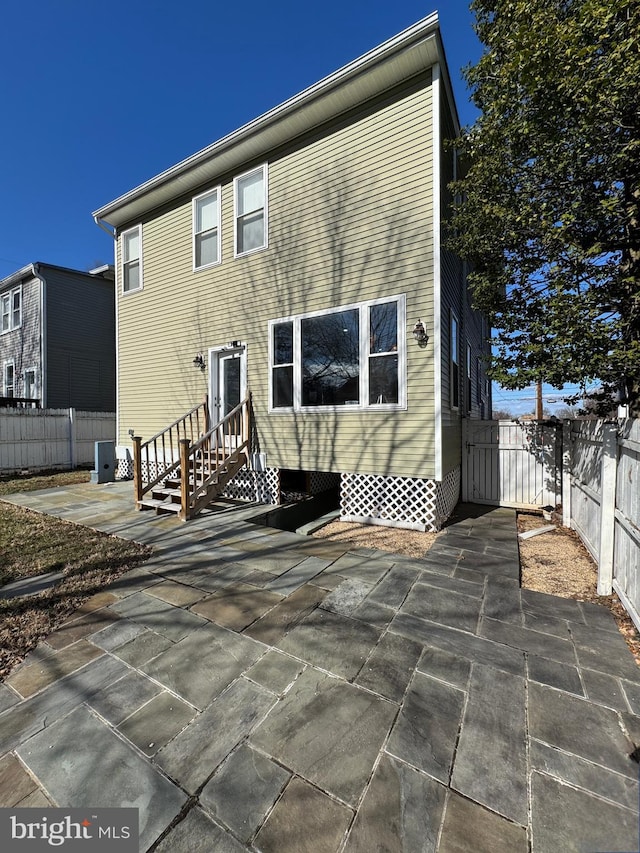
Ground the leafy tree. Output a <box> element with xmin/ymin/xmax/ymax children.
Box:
<box><xmin>448</xmin><ymin>0</ymin><xmax>640</xmax><ymax>415</ymax></box>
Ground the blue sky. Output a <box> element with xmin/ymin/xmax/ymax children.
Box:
<box><xmin>0</xmin><ymin>0</ymin><xmax>577</xmax><ymax>415</ymax></box>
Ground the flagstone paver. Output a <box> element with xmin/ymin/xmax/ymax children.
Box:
<box><xmin>15</xmin><ymin>704</ymin><xmax>187</xmax><ymax>851</ymax></box>
<box><xmin>1</xmin><ymin>484</ymin><xmax>639</xmax><ymax>852</ymax></box>
<box><xmin>250</xmin><ymin>668</ymin><xmax>396</xmax><ymax>806</ymax></box>
<box><xmin>200</xmin><ymin>744</ymin><xmax>290</xmax><ymax>842</ymax></box>
<box><xmin>253</xmin><ymin>776</ymin><xmax>353</xmax><ymax>853</ymax></box>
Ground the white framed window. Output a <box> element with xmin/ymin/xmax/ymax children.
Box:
<box><xmin>450</xmin><ymin>311</ymin><xmax>460</xmax><ymax>410</ymax></box>
<box><xmin>24</xmin><ymin>367</ymin><xmax>37</xmax><ymax>399</ymax></box>
<box><xmin>269</xmin><ymin>295</ymin><xmax>406</xmax><ymax>412</ymax></box>
<box><xmin>193</xmin><ymin>187</ymin><xmax>221</xmax><ymax>269</ymax></box>
<box><xmin>121</xmin><ymin>225</ymin><xmax>143</xmax><ymax>293</ymax></box>
<box><xmin>234</xmin><ymin>164</ymin><xmax>268</xmax><ymax>256</ymax></box>
<box><xmin>1</xmin><ymin>286</ymin><xmax>21</xmax><ymax>333</ymax></box>
<box><xmin>3</xmin><ymin>360</ymin><xmax>15</xmax><ymax>397</ymax></box>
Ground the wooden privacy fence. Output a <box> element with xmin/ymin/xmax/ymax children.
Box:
<box><xmin>462</xmin><ymin>419</ymin><xmax>562</xmax><ymax>509</ymax></box>
<box><xmin>563</xmin><ymin>418</ymin><xmax>640</xmax><ymax>630</ymax></box>
<box><xmin>462</xmin><ymin>417</ymin><xmax>640</xmax><ymax>631</ymax></box>
<box><xmin>0</xmin><ymin>408</ymin><xmax>116</xmax><ymax>472</ymax></box>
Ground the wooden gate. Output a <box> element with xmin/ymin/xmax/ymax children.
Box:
<box><xmin>461</xmin><ymin>420</ymin><xmax>562</xmax><ymax>509</ymax></box>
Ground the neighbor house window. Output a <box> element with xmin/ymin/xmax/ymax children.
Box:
<box><xmin>235</xmin><ymin>165</ymin><xmax>267</xmax><ymax>256</ymax></box>
<box><xmin>121</xmin><ymin>225</ymin><xmax>142</xmax><ymax>293</ymax></box>
<box><xmin>3</xmin><ymin>361</ymin><xmax>14</xmax><ymax>397</ymax></box>
<box><xmin>193</xmin><ymin>188</ymin><xmax>221</xmax><ymax>269</ymax></box>
<box><xmin>24</xmin><ymin>368</ymin><xmax>37</xmax><ymax>400</ymax></box>
<box><xmin>450</xmin><ymin>311</ymin><xmax>459</xmax><ymax>409</ymax></box>
<box><xmin>1</xmin><ymin>286</ymin><xmax>21</xmax><ymax>333</ymax></box>
<box><xmin>269</xmin><ymin>295</ymin><xmax>405</xmax><ymax>411</ymax></box>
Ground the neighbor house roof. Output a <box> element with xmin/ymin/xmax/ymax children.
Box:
<box><xmin>93</xmin><ymin>12</ymin><xmax>457</xmax><ymax>231</ymax></box>
<box><xmin>0</xmin><ymin>263</ymin><xmax>115</xmax><ymax>290</ymax></box>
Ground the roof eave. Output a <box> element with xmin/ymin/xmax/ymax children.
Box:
<box><xmin>93</xmin><ymin>12</ymin><xmax>446</xmax><ymax>230</ymax></box>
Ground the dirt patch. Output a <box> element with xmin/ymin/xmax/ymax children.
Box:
<box><xmin>312</xmin><ymin>520</ymin><xmax>438</xmax><ymax>558</ymax></box>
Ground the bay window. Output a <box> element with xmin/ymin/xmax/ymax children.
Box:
<box><xmin>270</xmin><ymin>295</ymin><xmax>405</xmax><ymax>411</ymax></box>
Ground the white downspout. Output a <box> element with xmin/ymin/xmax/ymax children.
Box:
<box><xmin>94</xmin><ymin>216</ymin><xmax>119</xmax><ymax>444</ymax></box>
<box><xmin>432</xmin><ymin>64</ymin><xmax>442</xmax><ymax>482</ymax></box>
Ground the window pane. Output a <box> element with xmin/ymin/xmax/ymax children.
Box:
<box><xmin>123</xmin><ymin>230</ymin><xmax>139</xmax><ymax>262</ymax></box>
<box><xmin>1</xmin><ymin>295</ymin><xmax>8</xmax><ymax>332</ymax></box>
<box><xmin>25</xmin><ymin>370</ymin><xmax>36</xmax><ymax>399</ymax></box>
<box><xmin>369</xmin><ymin>355</ymin><xmax>398</xmax><ymax>404</ymax></box>
<box><xmin>124</xmin><ymin>260</ymin><xmax>139</xmax><ymax>292</ymax></box>
<box><xmin>222</xmin><ymin>356</ymin><xmax>241</xmax><ymax>416</ymax></box>
<box><xmin>237</xmin><ymin>170</ymin><xmax>263</xmax><ymax>216</ymax></box>
<box><xmin>196</xmin><ymin>193</ymin><xmax>217</xmax><ymax>232</ymax></box>
<box><xmin>196</xmin><ymin>230</ymin><xmax>218</xmax><ymax>267</ymax></box>
<box><xmin>302</xmin><ymin>310</ymin><xmax>359</xmax><ymax>406</ymax></box>
<box><xmin>12</xmin><ymin>290</ymin><xmax>20</xmax><ymax>326</ymax></box>
<box><xmin>273</xmin><ymin>365</ymin><xmax>293</xmax><ymax>408</ymax></box>
<box><xmin>370</xmin><ymin>302</ymin><xmax>397</xmax><ymax>353</ymax></box>
<box><xmin>273</xmin><ymin>322</ymin><xmax>293</xmax><ymax>365</ymax></box>
<box><xmin>238</xmin><ymin>211</ymin><xmax>264</xmax><ymax>253</ymax></box>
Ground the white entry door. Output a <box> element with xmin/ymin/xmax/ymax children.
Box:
<box><xmin>209</xmin><ymin>344</ymin><xmax>247</xmax><ymax>425</ymax></box>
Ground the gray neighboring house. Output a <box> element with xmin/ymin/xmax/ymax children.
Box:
<box><xmin>0</xmin><ymin>262</ymin><xmax>116</xmax><ymax>411</ymax></box>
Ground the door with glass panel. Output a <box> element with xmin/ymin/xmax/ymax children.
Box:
<box><xmin>209</xmin><ymin>346</ymin><xmax>246</xmax><ymax>448</ymax></box>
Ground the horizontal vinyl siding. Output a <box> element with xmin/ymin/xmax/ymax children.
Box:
<box><xmin>45</xmin><ymin>270</ymin><xmax>115</xmax><ymax>412</ymax></box>
<box><xmin>439</xmin><ymin>90</ymin><xmax>463</xmax><ymax>476</ymax></box>
<box><xmin>117</xmin><ymin>75</ymin><xmax>437</xmax><ymax>479</ymax></box>
<box><xmin>0</xmin><ymin>276</ymin><xmax>41</xmax><ymax>397</ymax></box>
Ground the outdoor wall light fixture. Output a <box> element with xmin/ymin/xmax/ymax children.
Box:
<box><xmin>412</xmin><ymin>320</ymin><xmax>428</xmax><ymax>346</ymax></box>
<box><xmin>193</xmin><ymin>352</ymin><xmax>206</xmax><ymax>371</ymax></box>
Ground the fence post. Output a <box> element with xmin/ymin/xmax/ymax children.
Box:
<box><xmin>597</xmin><ymin>422</ymin><xmax>618</xmax><ymax>595</ymax></box>
<box><xmin>68</xmin><ymin>408</ymin><xmax>77</xmax><ymax>469</ymax></box>
<box><xmin>461</xmin><ymin>419</ymin><xmax>469</xmax><ymax>502</ymax></box>
<box><xmin>562</xmin><ymin>420</ymin><xmax>572</xmax><ymax>528</ymax></box>
<box><xmin>179</xmin><ymin>438</ymin><xmax>190</xmax><ymax>521</ymax></box>
<box><xmin>132</xmin><ymin>436</ymin><xmax>143</xmax><ymax>505</ymax></box>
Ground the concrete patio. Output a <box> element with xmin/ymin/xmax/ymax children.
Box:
<box><xmin>1</xmin><ymin>481</ymin><xmax>639</xmax><ymax>852</ymax></box>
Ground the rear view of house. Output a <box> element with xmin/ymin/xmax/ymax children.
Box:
<box><xmin>0</xmin><ymin>263</ymin><xmax>115</xmax><ymax>411</ymax></box>
<box><xmin>93</xmin><ymin>13</ymin><xmax>491</xmax><ymax>530</ymax></box>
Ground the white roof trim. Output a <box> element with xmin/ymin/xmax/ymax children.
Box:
<box><xmin>93</xmin><ymin>13</ymin><xmax>451</xmax><ymax>229</ymax></box>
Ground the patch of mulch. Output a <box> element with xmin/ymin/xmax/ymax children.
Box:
<box><xmin>312</xmin><ymin>520</ymin><xmax>438</xmax><ymax>558</ymax></box>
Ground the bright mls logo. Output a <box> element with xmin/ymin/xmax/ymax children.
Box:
<box><xmin>0</xmin><ymin>808</ymin><xmax>138</xmax><ymax>851</ymax></box>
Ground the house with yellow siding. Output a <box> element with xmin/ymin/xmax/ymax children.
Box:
<box><xmin>92</xmin><ymin>13</ymin><xmax>491</xmax><ymax>531</ymax></box>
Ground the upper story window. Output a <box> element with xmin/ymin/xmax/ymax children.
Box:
<box><xmin>270</xmin><ymin>295</ymin><xmax>405</xmax><ymax>412</ymax></box>
<box><xmin>1</xmin><ymin>286</ymin><xmax>21</xmax><ymax>333</ymax></box>
<box><xmin>122</xmin><ymin>225</ymin><xmax>143</xmax><ymax>293</ymax></box>
<box><xmin>450</xmin><ymin>311</ymin><xmax>460</xmax><ymax>410</ymax></box>
<box><xmin>234</xmin><ymin>165</ymin><xmax>268</xmax><ymax>256</ymax></box>
<box><xmin>193</xmin><ymin>188</ymin><xmax>221</xmax><ymax>269</ymax></box>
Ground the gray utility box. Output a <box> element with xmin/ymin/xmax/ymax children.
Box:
<box><xmin>91</xmin><ymin>441</ymin><xmax>116</xmax><ymax>484</ymax></box>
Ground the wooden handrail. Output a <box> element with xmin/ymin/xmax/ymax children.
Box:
<box><xmin>183</xmin><ymin>394</ymin><xmax>251</xmax><ymax>519</ymax></box>
<box><xmin>133</xmin><ymin>399</ymin><xmax>209</xmax><ymax>501</ymax></box>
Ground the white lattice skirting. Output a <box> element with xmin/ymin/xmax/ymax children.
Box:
<box><xmin>309</xmin><ymin>471</ymin><xmax>341</xmax><ymax>495</ymax></box>
<box><xmin>223</xmin><ymin>468</ymin><xmax>280</xmax><ymax>505</ymax></box>
<box><xmin>340</xmin><ymin>467</ymin><xmax>460</xmax><ymax>532</ymax></box>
